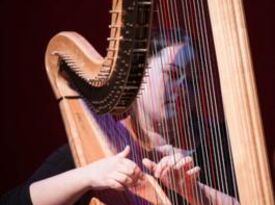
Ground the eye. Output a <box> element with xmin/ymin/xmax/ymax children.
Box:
<box><xmin>164</xmin><ymin>64</ymin><xmax>186</xmax><ymax>80</ymax></box>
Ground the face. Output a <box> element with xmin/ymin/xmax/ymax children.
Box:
<box><xmin>139</xmin><ymin>43</ymin><xmax>194</xmax><ymax>121</ymax></box>
<box><xmin>136</xmin><ymin>42</ymin><xmax>195</xmax><ymax>148</ymax></box>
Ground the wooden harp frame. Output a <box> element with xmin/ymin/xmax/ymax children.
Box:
<box><xmin>45</xmin><ymin>0</ymin><xmax>274</xmax><ymax>204</ymax></box>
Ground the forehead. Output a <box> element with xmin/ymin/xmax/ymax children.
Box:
<box><xmin>159</xmin><ymin>43</ymin><xmax>194</xmax><ymax>68</ymax></box>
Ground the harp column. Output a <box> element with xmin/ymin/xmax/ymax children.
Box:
<box><xmin>207</xmin><ymin>0</ymin><xmax>274</xmax><ymax>204</ymax></box>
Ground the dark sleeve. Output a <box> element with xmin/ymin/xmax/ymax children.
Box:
<box><xmin>0</xmin><ymin>144</ymin><xmax>75</xmax><ymax>205</ymax></box>
<box><xmin>28</xmin><ymin>144</ymin><xmax>75</xmax><ymax>182</ymax></box>
<box><xmin>0</xmin><ymin>184</ymin><xmax>33</xmax><ymax>205</ymax></box>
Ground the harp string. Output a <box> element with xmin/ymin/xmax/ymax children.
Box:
<box><xmin>167</xmin><ymin>3</ymin><xmax>206</xmax><ymax>203</ymax></box>
<box><xmin>164</xmin><ymin>0</ymin><xmax>198</xmax><ymax>203</ymax></box>
<box><xmin>195</xmin><ymin>0</ymin><xmax>229</xmax><ymax>195</ymax></box>
<box><xmin>196</xmin><ymin>0</ymin><xmax>239</xmax><ymax>197</ymax></box>
<box><xmin>144</xmin><ymin>0</ymin><xmax>190</xmax><ymax>203</ymax></box>
<box><xmin>181</xmin><ymin>0</ymin><xmax>222</xmax><ymax>196</ymax></box>
<box><xmin>179</xmin><ymin>0</ymin><xmax>216</xmax><ymax>195</ymax></box>
<box><xmin>149</xmin><ymin>0</ymin><xmax>199</xmax><ymax>203</ymax></box>
<box><xmin>186</xmin><ymin>0</ymin><xmax>238</xmax><ymax>199</ymax></box>
<box><xmin>176</xmin><ymin>0</ymin><xmax>208</xmax><ymax>202</ymax></box>
<box><xmin>156</xmin><ymin>2</ymin><xmax>182</xmax><ymax>204</ymax></box>
<box><xmin>150</xmin><ymin>0</ymin><xmax>239</xmax><ymax>202</ymax></box>
<box><xmin>131</xmin><ymin>1</ymin><xmax>180</xmax><ymax>202</ymax></box>
<box><xmin>159</xmin><ymin>1</ymin><xmax>184</xmax><ymax>203</ymax></box>
<box><xmin>188</xmin><ymin>0</ymin><xmax>223</xmax><ymax>194</ymax></box>
<box><xmin>184</xmin><ymin>0</ymin><xmax>228</xmax><ymax>198</ymax></box>
<box><xmin>175</xmin><ymin>0</ymin><xmax>210</xmax><ymax>202</ymax></box>
<box><xmin>178</xmin><ymin>1</ymin><xmax>216</xmax><ymax>202</ymax></box>
<box><xmin>172</xmin><ymin>1</ymin><xmax>204</xmax><ymax>203</ymax></box>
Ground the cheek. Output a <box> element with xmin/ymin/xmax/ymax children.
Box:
<box><xmin>152</xmin><ymin>82</ymin><xmax>166</xmax><ymax>119</ymax></box>
<box><xmin>139</xmin><ymin>82</ymin><xmax>164</xmax><ymax>118</ymax></box>
<box><xmin>140</xmin><ymin>65</ymin><xmax>166</xmax><ymax>118</ymax></box>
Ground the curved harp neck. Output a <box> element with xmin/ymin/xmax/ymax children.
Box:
<box><xmin>45</xmin><ymin>0</ymin><xmax>154</xmax><ymax>115</ymax></box>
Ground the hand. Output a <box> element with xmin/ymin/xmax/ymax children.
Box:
<box><xmin>142</xmin><ymin>153</ymin><xmax>200</xmax><ymax>198</ymax></box>
<box><xmin>81</xmin><ymin>146</ymin><xmax>144</xmax><ymax>191</ymax></box>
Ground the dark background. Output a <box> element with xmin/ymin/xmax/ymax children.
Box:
<box><xmin>1</xmin><ymin>0</ymin><xmax>274</xmax><ymax>195</ymax></box>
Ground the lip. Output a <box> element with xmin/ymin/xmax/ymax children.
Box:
<box><xmin>164</xmin><ymin>99</ymin><xmax>177</xmax><ymax>107</ymax></box>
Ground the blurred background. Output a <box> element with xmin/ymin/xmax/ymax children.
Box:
<box><xmin>1</xmin><ymin>0</ymin><xmax>274</xmax><ymax>194</ymax></box>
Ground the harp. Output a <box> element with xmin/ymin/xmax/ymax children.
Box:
<box><xmin>45</xmin><ymin>0</ymin><xmax>274</xmax><ymax>204</ymax></box>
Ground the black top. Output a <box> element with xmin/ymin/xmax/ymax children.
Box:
<box><xmin>0</xmin><ymin>144</ymin><xmax>89</xmax><ymax>205</ymax></box>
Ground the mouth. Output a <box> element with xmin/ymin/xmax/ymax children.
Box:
<box><xmin>164</xmin><ymin>99</ymin><xmax>180</xmax><ymax>116</ymax></box>
<box><xmin>164</xmin><ymin>98</ymin><xmax>177</xmax><ymax>107</ymax></box>
<box><xmin>165</xmin><ymin>98</ymin><xmax>175</xmax><ymax>103</ymax></box>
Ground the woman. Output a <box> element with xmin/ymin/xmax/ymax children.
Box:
<box><xmin>1</xmin><ymin>31</ymin><xmax>239</xmax><ymax>205</ymax></box>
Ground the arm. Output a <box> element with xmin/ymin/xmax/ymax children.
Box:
<box><xmin>30</xmin><ymin>146</ymin><xmax>143</xmax><ymax>205</ymax></box>
<box><xmin>30</xmin><ymin>166</ymin><xmax>90</xmax><ymax>205</ymax></box>
<box><xmin>143</xmin><ymin>154</ymin><xmax>239</xmax><ymax>205</ymax></box>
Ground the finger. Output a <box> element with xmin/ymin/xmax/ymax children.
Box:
<box><xmin>128</xmin><ymin>171</ymin><xmax>143</xmax><ymax>187</ymax></box>
<box><xmin>186</xmin><ymin>166</ymin><xmax>200</xmax><ymax>180</ymax></box>
<box><xmin>142</xmin><ymin>158</ymin><xmax>157</xmax><ymax>173</ymax></box>
<box><xmin>167</xmin><ymin>152</ymin><xmax>186</xmax><ymax>164</ymax></box>
<box><xmin>154</xmin><ymin>156</ymin><xmax>173</xmax><ymax>178</ymax></box>
<box><xmin>173</xmin><ymin>152</ymin><xmax>186</xmax><ymax>162</ymax></box>
<box><xmin>118</xmin><ymin>160</ymin><xmax>144</xmax><ymax>184</ymax></box>
<box><xmin>138</xmin><ymin>168</ymin><xmax>146</xmax><ymax>181</ymax></box>
<box><xmin>157</xmin><ymin>163</ymin><xmax>171</xmax><ymax>179</ymax></box>
<box><xmin>133</xmin><ymin>165</ymin><xmax>144</xmax><ymax>181</ymax></box>
<box><xmin>159</xmin><ymin>165</ymin><xmax>171</xmax><ymax>180</ymax></box>
<box><xmin>174</xmin><ymin>156</ymin><xmax>193</xmax><ymax>172</ymax></box>
<box><xmin>164</xmin><ymin>153</ymin><xmax>184</xmax><ymax>167</ymax></box>
<box><xmin>159</xmin><ymin>157</ymin><xmax>192</xmax><ymax>180</ymax></box>
<box><xmin>120</xmin><ymin>158</ymin><xmax>141</xmax><ymax>176</ymax></box>
<box><xmin>109</xmin><ymin>179</ymin><xmax>124</xmax><ymax>191</ymax></box>
<box><xmin>112</xmin><ymin>171</ymin><xmax>136</xmax><ymax>188</ymax></box>
<box><xmin>117</xmin><ymin>145</ymin><xmax>130</xmax><ymax>158</ymax></box>
<box><xmin>155</xmin><ymin>155</ymin><xmax>182</xmax><ymax>178</ymax></box>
